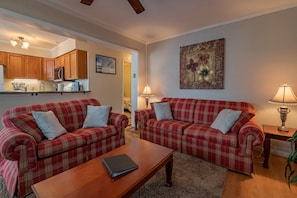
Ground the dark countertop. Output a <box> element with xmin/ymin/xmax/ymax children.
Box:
<box><xmin>0</xmin><ymin>91</ymin><xmax>90</xmax><ymax>95</ymax></box>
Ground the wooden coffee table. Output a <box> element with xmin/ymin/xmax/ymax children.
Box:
<box><xmin>31</xmin><ymin>139</ymin><xmax>174</xmax><ymax>198</ymax></box>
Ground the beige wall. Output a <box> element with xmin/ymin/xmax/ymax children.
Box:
<box><xmin>147</xmin><ymin>7</ymin><xmax>297</xmax><ymax>156</ymax></box>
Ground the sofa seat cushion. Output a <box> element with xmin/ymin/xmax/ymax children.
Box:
<box><xmin>73</xmin><ymin>126</ymin><xmax>117</xmax><ymax>144</ymax></box>
<box><xmin>147</xmin><ymin>119</ymin><xmax>191</xmax><ymax>135</ymax></box>
<box><xmin>37</xmin><ymin>133</ymin><xmax>86</xmax><ymax>158</ymax></box>
<box><xmin>183</xmin><ymin>124</ymin><xmax>238</xmax><ymax>148</ymax></box>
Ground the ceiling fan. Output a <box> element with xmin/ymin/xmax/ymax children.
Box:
<box><xmin>80</xmin><ymin>0</ymin><xmax>145</xmax><ymax>14</ymax></box>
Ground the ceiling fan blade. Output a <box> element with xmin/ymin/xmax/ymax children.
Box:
<box><xmin>80</xmin><ymin>0</ymin><xmax>94</xmax><ymax>6</ymax></box>
<box><xmin>128</xmin><ymin>0</ymin><xmax>145</xmax><ymax>14</ymax></box>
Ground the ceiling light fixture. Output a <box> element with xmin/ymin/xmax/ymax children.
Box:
<box><xmin>10</xmin><ymin>36</ymin><xmax>30</xmax><ymax>49</ymax></box>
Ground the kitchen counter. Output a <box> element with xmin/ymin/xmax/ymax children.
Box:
<box><xmin>0</xmin><ymin>91</ymin><xmax>90</xmax><ymax>96</ymax></box>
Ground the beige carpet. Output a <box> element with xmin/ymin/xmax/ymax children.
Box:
<box><xmin>0</xmin><ymin>151</ymin><xmax>227</xmax><ymax>198</ymax></box>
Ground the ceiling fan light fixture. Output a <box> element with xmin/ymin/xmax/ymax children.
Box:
<box><xmin>80</xmin><ymin>0</ymin><xmax>94</xmax><ymax>6</ymax></box>
<box><xmin>21</xmin><ymin>41</ymin><xmax>30</xmax><ymax>49</ymax></box>
<box><xmin>10</xmin><ymin>36</ymin><xmax>30</xmax><ymax>49</ymax></box>
<box><xmin>128</xmin><ymin>0</ymin><xmax>145</xmax><ymax>14</ymax></box>
<box><xmin>10</xmin><ymin>39</ymin><xmax>17</xmax><ymax>47</ymax></box>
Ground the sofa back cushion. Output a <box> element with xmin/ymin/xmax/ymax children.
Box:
<box><xmin>2</xmin><ymin>98</ymin><xmax>101</xmax><ymax>133</ymax></box>
<box><xmin>64</xmin><ymin>99</ymin><xmax>101</xmax><ymax>131</ymax></box>
<box><xmin>161</xmin><ymin>98</ymin><xmax>197</xmax><ymax>123</ymax></box>
<box><xmin>2</xmin><ymin>102</ymin><xmax>68</xmax><ymax>129</ymax></box>
<box><xmin>193</xmin><ymin>99</ymin><xmax>255</xmax><ymax>125</ymax></box>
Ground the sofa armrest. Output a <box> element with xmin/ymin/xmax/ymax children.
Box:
<box><xmin>0</xmin><ymin>127</ymin><xmax>37</xmax><ymax>173</ymax></box>
<box><xmin>108</xmin><ymin>112</ymin><xmax>128</xmax><ymax>139</ymax></box>
<box><xmin>237</xmin><ymin>119</ymin><xmax>264</xmax><ymax>156</ymax></box>
<box><xmin>137</xmin><ymin>109</ymin><xmax>155</xmax><ymax>129</ymax></box>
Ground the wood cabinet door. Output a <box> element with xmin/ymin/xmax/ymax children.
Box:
<box><xmin>42</xmin><ymin>58</ymin><xmax>55</xmax><ymax>80</ymax></box>
<box><xmin>76</xmin><ymin>50</ymin><xmax>87</xmax><ymax>79</ymax></box>
<box><xmin>70</xmin><ymin>50</ymin><xmax>77</xmax><ymax>79</ymax></box>
<box><xmin>0</xmin><ymin>51</ymin><xmax>7</xmax><ymax>65</ymax></box>
<box><xmin>64</xmin><ymin>53</ymin><xmax>71</xmax><ymax>79</ymax></box>
<box><xmin>25</xmin><ymin>56</ymin><xmax>42</xmax><ymax>79</ymax></box>
<box><xmin>7</xmin><ymin>53</ymin><xmax>25</xmax><ymax>78</ymax></box>
<box><xmin>71</xmin><ymin>50</ymin><xmax>88</xmax><ymax>79</ymax></box>
<box><xmin>64</xmin><ymin>50</ymin><xmax>87</xmax><ymax>80</ymax></box>
<box><xmin>55</xmin><ymin>55</ymin><xmax>65</xmax><ymax>69</ymax></box>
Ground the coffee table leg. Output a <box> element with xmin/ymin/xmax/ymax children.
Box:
<box><xmin>165</xmin><ymin>157</ymin><xmax>173</xmax><ymax>187</ymax></box>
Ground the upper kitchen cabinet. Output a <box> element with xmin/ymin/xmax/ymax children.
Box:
<box><xmin>42</xmin><ymin>58</ymin><xmax>55</xmax><ymax>80</ymax></box>
<box><xmin>0</xmin><ymin>51</ymin><xmax>7</xmax><ymax>65</ymax></box>
<box><xmin>55</xmin><ymin>55</ymin><xmax>65</xmax><ymax>69</ymax></box>
<box><xmin>6</xmin><ymin>53</ymin><xmax>25</xmax><ymax>78</ymax></box>
<box><xmin>25</xmin><ymin>56</ymin><xmax>42</xmax><ymax>79</ymax></box>
<box><xmin>6</xmin><ymin>53</ymin><xmax>42</xmax><ymax>79</ymax></box>
<box><xmin>64</xmin><ymin>50</ymin><xmax>87</xmax><ymax>80</ymax></box>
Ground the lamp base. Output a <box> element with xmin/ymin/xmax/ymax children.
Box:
<box><xmin>278</xmin><ymin>125</ymin><xmax>289</xmax><ymax>132</ymax></box>
<box><xmin>277</xmin><ymin>106</ymin><xmax>290</xmax><ymax>132</ymax></box>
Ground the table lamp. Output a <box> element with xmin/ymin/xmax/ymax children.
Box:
<box><xmin>141</xmin><ymin>85</ymin><xmax>154</xmax><ymax>108</ymax></box>
<box><xmin>269</xmin><ymin>83</ymin><xmax>297</xmax><ymax>132</ymax></box>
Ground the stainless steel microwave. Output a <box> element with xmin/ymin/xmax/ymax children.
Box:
<box><xmin>54</xmin><ymin>67</ymin><xmax>64</xmax><ymax>82</ymax></box>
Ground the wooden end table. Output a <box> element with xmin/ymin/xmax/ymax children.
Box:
<box><xmin>263</xmin><ymin>124</ymin><xmax>297</xmax><ymax>168</ymax></box>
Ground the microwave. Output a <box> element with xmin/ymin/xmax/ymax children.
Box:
<box><xmin>54</xmin><ymin>67</ymin><xmax>64</xmax><ymax>82</ymax></box>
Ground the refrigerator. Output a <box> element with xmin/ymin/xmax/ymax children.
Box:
<box><xmin>0</xmin><ymin>65</ymin><xmax>4</xmax><ymax>91</ymax></box>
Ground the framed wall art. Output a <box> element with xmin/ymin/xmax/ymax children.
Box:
<box><xmin>96</xmin><ymin>54</ymin><xmax>116</xmax><ymax>74</ymax></box>
<box><xmin>180</xmin><ymin>38</ymin><xmax>225</xmax><ymax>89</ymax></box>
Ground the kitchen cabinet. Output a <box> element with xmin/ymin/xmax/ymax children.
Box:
<box><xmin>25</xmin><ymin>56</ymin><xmax>42</xmax><ymax>79</ymax></box>
<box><xmin>0</xmin><ymin>51</ymin><xmax>7</xmax><ymax>65</ymax></box>
<box><xmin>7</xmin><ymin>53</ymin><xmax>25</xmax><ymax>78</ymax></box>
<box><xmin>64</xmin><ymin>52</ymin><xmax>70</xmax><ymax>79</ymax></box>
<box><xmin>42</xmin><ymin>58</ymin><xmax>55</xmax><ymax>80</ymax></box>
<box><xmin>55</xmin><ymin>55</ymin><xmax>65</xmax><ymax>69</ymax></box>
<box><xmin>64</xmin><ymin>50</ymin><xmax>87</xmax><ymax>80</ymax></box>
<box><xmin>7</xmin><ymin>53</ymin><xmax>42</xmax><ymax>79</ymax></box>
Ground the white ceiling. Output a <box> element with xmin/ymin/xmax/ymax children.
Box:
<box><xmin>1</xmin><ymin>0</ymin><xmax>297</xmax><ymax>49</ymax></box>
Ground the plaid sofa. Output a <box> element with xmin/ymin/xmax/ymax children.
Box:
<box><xmin>138</xmin><ymin>97</ymin><xmax>264</xmax><ymax>175</ymax></box>
<box><xmin>0</xmin><ymin>98</ymin><xmax>128</xmax><ymax>197</ymax></box>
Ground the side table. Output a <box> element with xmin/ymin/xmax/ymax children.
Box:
<box><xmin>263</xmin><ymin>124</ymin><xmax>297</xmax><ymax>168</ymax></box>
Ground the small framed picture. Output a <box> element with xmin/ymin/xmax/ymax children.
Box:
<box><xmin>96</xmin><ymin>54</ymin><xmax>116</xmax><ymax>74</ymax></box>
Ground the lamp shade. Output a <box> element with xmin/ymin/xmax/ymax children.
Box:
<box><xmin>269</xmin><ymin>83</ymin><xmax>297</xmax><ymax>105</ymax></box>
<box><xmin>142</xmin><ymin>85</ymin><xmax>153</xmax><ymax>96</ymax></box>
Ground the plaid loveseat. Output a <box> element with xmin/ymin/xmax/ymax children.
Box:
<box><xmin>0</xmin><ymin>98</ymin><xmax>128</xmax><ymax>197</ymax></box>
<box><xmin>138</xmin><ymin>97</ymin><xmax>264</xmax><ymax>175</ymax></box>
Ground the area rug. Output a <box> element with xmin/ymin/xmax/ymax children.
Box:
<box><xmin>131</xmin><ymin>151</ymin><xmax>227</xmax><ymax>198</ymax></box>
<box><xmin>0</xmin><ymin>152</ymin><xmax>227</xmax><ymax>198</ymax></box>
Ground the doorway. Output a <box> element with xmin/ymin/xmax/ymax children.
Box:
<box><xmin>123</xmin><ymin>61</ymin><xmax>132</xmax><ymax>125</ymax></box>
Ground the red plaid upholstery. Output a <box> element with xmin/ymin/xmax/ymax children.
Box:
<box><xmin>193</xmin><ymin>99</ymin><xmax>254</xmax><ymax>125</ymax></box>
<box><xmin>10</xmin><ymin>113</ymin><xmax>45</xmax><ymax>142</ymax></box>
<box><xmin>231</xmin><ymin>111</ymin><xmax>255</xmax><ymax>133</ymax></box>
<box><xmin>0</xmin><ymin>98</ymin><xmax>128</xmax><ymax>197</ymax></box>
<box><xmin>138</xmin><ymin>97</ymin><xmax>264</xmax><ymax>175</ymax></box>
<box><xmin>161</xmin><ymin>98</ymin><xmax>197</xmax><ymax>123</ymax></box>
<box><xmin>183</xmin><ymin>124</ymin><xmax>238</xmax><ymax>147</ymax></box>
<box><xmin>37</xmin><ymin>133</ymin><xmax>86</xmax><ymax>158</ymax></box>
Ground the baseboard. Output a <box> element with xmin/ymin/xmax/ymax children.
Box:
<box><xmin>271</xmin><ymin>149</ymin><xmax>290</xmax><ymax>158</ymax></box>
